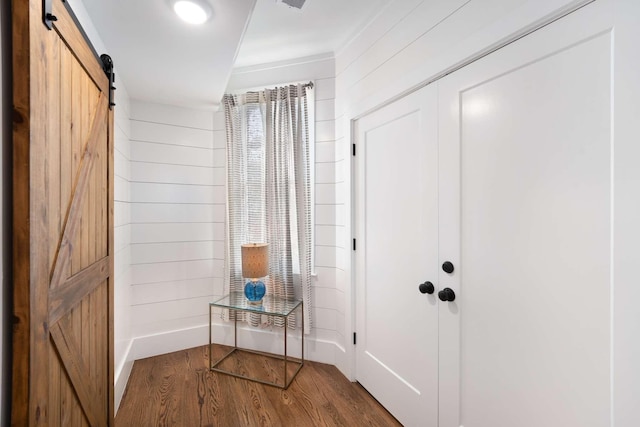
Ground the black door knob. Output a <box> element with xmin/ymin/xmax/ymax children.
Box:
<box><xmin>419</xmin><ymin>281</ymin><xmax>434</xmax><ymax>294</ymax></box>
<box><xmin>442</xmin><ymin>261</ymin><xmax>454</xmax><ymax>274</ymax></box>
<box><xmin>438</xmin><ymin>288</ymin><xmax>456</xmax><ymax>302</ymax></box>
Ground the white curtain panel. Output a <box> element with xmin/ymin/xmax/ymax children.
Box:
<box><xmin>223</xmin><ymin>84</ymin><xmax>312</xmax><ymax>334</ymax></box>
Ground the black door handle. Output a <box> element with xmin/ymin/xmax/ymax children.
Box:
<box><xmin>419</xmin><ymin>281</ymin><xmax>434</xmax><ymax>294</ymax></box>
<box><xmin>442</xmin><ymin>261</ymin><xmax>454</xmax><ymax>274</ymax></box>
<box><xmin>438</xmin><ymin>288</ymin><xmax>456</xmax><ymax>302</ymax></box>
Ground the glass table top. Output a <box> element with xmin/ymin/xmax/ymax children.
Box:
<box><xmin>211</xmin><ymin>292</ymin><xmax>302</xmax><ymax>317</ymax></box>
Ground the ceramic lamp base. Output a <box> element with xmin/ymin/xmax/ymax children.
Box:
<box><xmin>244</xmin><ymin>280</ymin><xmax>266</xmax><ymax>304</ymax></box>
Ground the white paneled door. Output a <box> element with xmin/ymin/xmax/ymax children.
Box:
<box><xmin>438</xmin><ymin>2</ymin><xmax>614</xmax><ymax>426</ymax></box>
<box><xmin>354</xmin><ymin>85</ymin><xmax>439</xmax><ymax>427</ymax></box>
<box><xmin>354</xmin><ymin>0</ymin><xmax>640</xmax><ymax>426</ymax></box>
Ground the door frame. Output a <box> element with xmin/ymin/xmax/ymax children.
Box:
<box><xmin>11</xmin><ymin>0</ymin><xmax>115</xmax><ymax>424</ymax></box>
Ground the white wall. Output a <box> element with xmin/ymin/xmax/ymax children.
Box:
<box><xmin>333</xmin><ymin>0</ymin><xmax>593</xmax><ymax>377</ymax></box>
<box><xmin>128</xmin><ymin>102</ymin><xmax>223</xmax><ymax>358</ymax></box>
<box><xmin>112</xmin><ymin>84</ymin><xmax>133</xmax><ymax>410</ymax></box>
<box><xmin>122</xmin><ymin>55</ymin><xmax>343</xmax><ymax>365</ymax></box>
<box><xmin>227</xmin><ymin>54</ymin><xmax>343</xmax><ymax>364</ymax></box>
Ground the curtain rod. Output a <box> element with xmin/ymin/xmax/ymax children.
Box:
<box><xmin>227</xmin><ymin>82</ymin><xmax>314</xmax><ymax>100</ymax></box>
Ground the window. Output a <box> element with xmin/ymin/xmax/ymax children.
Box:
<box><xmin>223</xmin><ymin>83</ymin><xmax>314</xmax><ymax>333</ymax></box>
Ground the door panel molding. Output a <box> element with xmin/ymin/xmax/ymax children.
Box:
<box><xmin>354</xmin><ymin>84</ymin><xmax>439</xmax><ymax>427</ymax></box>
<box><xmin>438</xmin><ymin>1</ymin><xmax>612</xmax><ymax>426</ymax></box>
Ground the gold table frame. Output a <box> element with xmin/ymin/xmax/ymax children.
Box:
<box><xmin>209</xmin><ymin>292</ymin><xmax>304</xmax><ymax>389</ymax></box>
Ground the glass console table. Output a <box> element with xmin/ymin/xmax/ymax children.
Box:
<box><xmin>208</xmin><ymin>292</ymin><xmax>304</xmax><ymax>389</ymax></box>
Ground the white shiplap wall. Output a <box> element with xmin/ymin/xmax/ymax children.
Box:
<box><xmin>227</xmin><ymin>55</ymin><xmax>341</xmax><ymax>363</ymax></box>
<box><xmin>333</xmin><ymin>0</ymin><xmax>594</xmax><ymax>378</ymax></box>
<box><xmin>128</xmin><ymin>102</ymin><xmax>224</xmax><ymax>358</ymax></box>
<box><xmin>113</xmin><ymin>84</ymin><xmax>133</xmax><ymax>411</ymax></box>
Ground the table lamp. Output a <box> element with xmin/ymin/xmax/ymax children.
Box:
<box><xmin>241</xmin><ymin>243</ymin><xmax>269</xmax><ymax>304</ymax></box>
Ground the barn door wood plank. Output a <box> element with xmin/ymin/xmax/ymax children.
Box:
<box><xmin>50</xmin><ymin>320</ymin><xmax>106</xmax><ymax>427</ymax></box>
<box><xmin>10</xmin><ymin>0</ymin><xmax>31</xmax><ymax>417</ymax></box>
<box><xmin>80</xmin><ymin>73</ymin><xmax>91</xmax><ymax>273</ymax></box>
<box><xmin>70</xmin><ymin>58</ymin><xmax>83</xmax><ymax>289</ymax></box>
<box><xmin>11</xmin><ymin>1</ymin><xmax>52</xmax><ymax>423</ymax></box>
<box><xmin>47</xmin><ymin>17</ymin><xmax>62</xmax><ymax>277</ymax></box>
<box><xmin>47</xmin><ymin>29</ymin><xmax>63</xmax><ymax>427</ymax></box>
<box><xmin>50</xmin><ymin>93</ymin><xmax>107</xmax><ymax>290</ymax></box>
<box><xmin>80</xmin><ymin>74</ymin><xmax>92</xmax><ymax>427</ymax></box>
<box><xmin>60</xmin><ymin>42</ymin><xmax>73</xmax><ymax>284</ymax></box>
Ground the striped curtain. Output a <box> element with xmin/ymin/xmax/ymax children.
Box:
<box><xmin>223</xmin><ymin>84</ymin><xmax>312</xmax><ymax>334</ymax></box>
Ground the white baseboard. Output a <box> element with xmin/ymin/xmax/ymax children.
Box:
<box><xmin>114</xmin><ymin>339</ymin><xmax>134</xmax><ymax>414</ymax></box>
<box><xmin>129</xmin><ymin>321</ymin><xmax>340</xmax><ymax>365</ymax></box>
<box><xmin>132</xmin><ymin>323</ymin><xmax>209</xmax><ymax>361</ymax></box>
<box><xmin>111</xmin><ymin>321</ymin><xmax>344</xmax><ymax>411</ymax></box>
<box><xmin>334</xmin><ymin>342</ymin><xmax>354</xmax><ymax>381</ymax></box>
<box><xmin>112</xmin><ymin>323</ymin><xmax>347</xmax><ymax>413</ymax></box>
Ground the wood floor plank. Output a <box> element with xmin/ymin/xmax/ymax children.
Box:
<box><xmin>116</xmin><ymin>345</ymin><xmax>401</xmax><ymax>427</ymax></box>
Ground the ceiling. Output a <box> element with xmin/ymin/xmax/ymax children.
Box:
<box><xmin>80</xmin><ymin>0</ymin><xmax>391</xmax><ymax>109</ymax></box>
<box><xmin>235</xmin><ymin>0</ymin><xmax>390</xmax><ymax>69</ymax></box>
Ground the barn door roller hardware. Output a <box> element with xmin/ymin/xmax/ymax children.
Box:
<box><xmin>100</xmin><ymin>54</ymin><xmax>117</xmax><ymax>110</ymax></box>
<box><xmin>43</xmin><ymin>0</ymin><xmax>58</xmax><ymax>29</ymax></box>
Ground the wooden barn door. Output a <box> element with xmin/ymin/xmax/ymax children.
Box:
<box><xmin>12</xmin><ymin>0</ymin><xmax>115</xmax><ymax>425</ymax></box>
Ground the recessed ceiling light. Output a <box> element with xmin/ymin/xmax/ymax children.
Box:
<box><xmin>173</xmin><ymin>0</ymin><xmax>212</xmax><ymax>25</ymax></box>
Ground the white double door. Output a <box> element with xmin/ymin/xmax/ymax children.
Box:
<box><xmin>354</xmin><ymin>1</ymin><xmax>632</xmax><ymax>426</ymax></box>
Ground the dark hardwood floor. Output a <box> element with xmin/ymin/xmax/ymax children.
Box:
<box><xmin>115</xmin><ymin>345</ymin><xmax>402</xmax><ymax>426</ymax></box>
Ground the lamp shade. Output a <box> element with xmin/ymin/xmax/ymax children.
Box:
<box><xmin>241</xmin><ymin>243</ymin><xmax>269</xmax><ymax>279</ymax></box>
